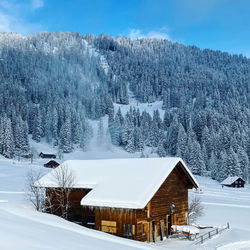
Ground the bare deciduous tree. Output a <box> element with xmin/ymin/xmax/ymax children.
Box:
<box><xmin>188</xmin><ymin>196</ymin><xmax>204</xmax><ymax>224</ymax></box>
<box><xmin>26</xmin><ymin>168</ymin><xmax>46</xmax><ymax>211</ymax></box>
<box><xmin>49</xmin><ymin>164</ymin><xmax>76</xmax><ymax>219</ymax></box>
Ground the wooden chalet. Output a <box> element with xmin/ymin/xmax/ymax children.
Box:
<box><xmin>35</xmin><ymin>158</ymin><xmax>199</xmax><ymax>242</ymax></box>
<box><xmin>44</xmin><ymin>160</ymin><xmax>60</xmax><ymax>168</ymax></box>
<box><xmin>221</xmin><ymin>176</ymin><xmax>245</xmax><ymax>188</ymax></box>
<box><xmin>21</xmin><ymin>154</ymin><xmax>33</xmax><ymax>159</ymax></box>
<box><xmin>39</xmin><ymin>152</ymin><xmax>56</xmax><ymax>159</ymax></box>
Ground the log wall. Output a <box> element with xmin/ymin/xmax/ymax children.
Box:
<box><xmin>135</xmin><ymin>164</ymin><xmax>189</xmax><ymax>241</ymax></box>
<box><xmin>95</xmin><ymin>208</ymin><xmax>137</xmax><ymax>240</ymax></box>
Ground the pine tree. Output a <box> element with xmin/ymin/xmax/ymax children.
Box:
<box><xmin>237</xmin><ymin>147</ymin><xmax>249</xmax><ymax>181</ymax></box>
<box><xmin>226</xmin><ymin>147</ymin><xmax>240</xmax><ymax>176</ymax></box>
<box><xmin>157</xmin><ymin>142</ymin><xmax>166</xmax><ymax>157</ymax></box>
<box><xmin>2</xmin><ymin>117</ymin><xmax>14</xmax><ymax>158</ymax></box>
<box><xmin>135</xmin><ymin>128</ymin><xmax>144</xmax><ymax>152</ymax></box>
<box><xmin>14</xmin><ymin>116</ymin><xmax>29</xmax><ymax>155</ymax></box>
<box><xmin>32</xmin><ymin>109</ymin><xmax>43</xmax><ymax>142</ymax></box>
<box><xmin>209</xmin><ymin>151</ymin><xmax>219</xmax><ymax>180</ymax></box>
<box><xmin>176</xmin><ymin>124</ymin><xmax>187</xmax><ymax>158</ymax></box>
<box><xmin>188</xmin><ymin>140</ymin><xmax>206</xmax><ymax>175</ymax></box>
<box><xmin>125</xmin><ymin>130</ymin><xmax>135</xmax><ymax>153</ymax></box>
<box><xmin>59</xmin><ymin>119</ymin><xmax>73</xmax><ymax>153</ymax></box>
<box><xmin>167</xmin><ymin>116</ymin><xmax>179</xmax><ymax>155</ymax></box>
<box><xmin>201</xmin><ymin>126</ymin><xmax>212</xmax><ymax>158</ymax></box>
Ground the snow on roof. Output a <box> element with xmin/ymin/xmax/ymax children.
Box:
<box><xmin>221</xmin><ymin>176</ymin><xmax>245</xmax><ymax>185</ymax></box>
<box><xmin>35</xmin><ymin>157</ymin><xmax>199</xmax><ymax>209</ymax></box>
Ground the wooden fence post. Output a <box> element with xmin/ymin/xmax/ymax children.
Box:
<box><xmin>227</xmin><ymin>222</ymin><xmax>229</xmax><ymax>229</ymax></box>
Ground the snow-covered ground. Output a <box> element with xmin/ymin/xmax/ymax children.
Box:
<box><xmin>1</xmin><ymin>150</ymin><xmax>250</xmax><ymax>249</ymax></box>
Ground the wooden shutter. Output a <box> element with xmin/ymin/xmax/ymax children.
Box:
<box><xmin>166</xmin><ymin>215</ymin><xmax>169</xmax><ymax>232</ymax></box>
<box><xmin>172</xmin><ymin>214</ymin><xmax>177</xmax><ymax>225</ymax></box>
<box><xmin>101</xmin><ymin>220</ymin><xmax>117</xmax><ymax>233</ymax></box>
<box><xmin>132</xmin><ymin>225</ymin><xmax>135</xmax><ymax>235</ymax></box>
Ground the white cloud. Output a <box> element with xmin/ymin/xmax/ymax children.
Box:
<box><xmin>31</xmin><ymin>0</ymin><xmax>44</xmax><ymax>10</ymax></box>
<box><xmin>0</xmin><ymin>12</ymin><xmax>11</xmax><ymax>32</ymax></box>
<box><xmin>128</xmin><ymin>28</ymin><xmax>171</xmax><ymax>40</ymax></box>
<box><xmin>0</xmin><ymin>10</ymin><xmax>42</xmax><ymax>34</ymax></box>
<box><xmin>0</xmin><ymin>0</ymin><xmax>44</xmax><ymax>34</ymax></box>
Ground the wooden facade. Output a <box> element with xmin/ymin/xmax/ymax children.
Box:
<box><xmin>221</xmin><ymin>177</ymin><xmax>245</xmax><ymax>188</ymax></box>
<box><xmin>44</xmin><ymin>160</ymin><xmax>60</xmax><ymax>168</ymax></box>
<box><xmin>39</xmin><ymin>152</ymin><xmax>56</xmax><ymax>159</ymax></box>
<box><xmin>45</xmin><ymin>161</ymin><xmax>196</xmax><ymax>242</ymax></box>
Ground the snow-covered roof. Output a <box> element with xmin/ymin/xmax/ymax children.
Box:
<box><xmin>221</xmin><ymin>176</ymin><xmax>245</xmax><ymax>185</ymax></box>
<box><xmin>35</xmin><ymin>157</ymin><xmax>199</xmax><ymax>209</ymax></box>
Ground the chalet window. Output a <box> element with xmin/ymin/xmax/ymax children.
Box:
<box><xmin>101</xmin><ymin>220</ymin><xmax>117</xmax><ymax>234</ymax></box>
<box><xmin>124</xmin><ymin>224</ymin><xmax>135</xmax><ymax>236</ymax></box>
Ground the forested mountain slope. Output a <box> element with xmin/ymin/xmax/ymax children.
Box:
<box><xmin>0</xmin><ymin>32</ymin><xmax>249</xmax><ymax>181</ymax></box>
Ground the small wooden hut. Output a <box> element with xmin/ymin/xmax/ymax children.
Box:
<box><xmin>44</xmin><ymin>160</ymin><xmax>60</xmax><ymax>168</ymax></box>
<box><xmin>39</xmin><ymin>152</ymin><xmax>56</xmax><ymax>159</ymax></box>
<box><xmin>221</xmin><ymin>176</ymin><xmax>245</xmax><ymax>188</ymax></box>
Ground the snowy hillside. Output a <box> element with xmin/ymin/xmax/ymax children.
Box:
<box><xmin>0</xmin><ymin>32</ymin><xmax>249</xmax><ymax>183</ymax></box>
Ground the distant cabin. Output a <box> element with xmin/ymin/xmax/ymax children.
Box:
<box><xmin>21</xmin><ymin>154</ymin><xmax>33</xmax><ymax>159</ymax></box>
<box><xmin>35</xmin><ymin>158</ymin><xmax>199</xmax><ymax>242</ymax></box>
<box><xmin>44</xmin><ymin>160</ymin><xmax>60</xmax><ymax>169</ymax></box>
<box><xmin>39</xmin><ymin>152</ymin><xmax>56</xmax><ymax>159</ymax></box>
<box><xmin>221</xmin><ymin>176</ymin><xmax>245</xmax><ymax>188</ymax></box>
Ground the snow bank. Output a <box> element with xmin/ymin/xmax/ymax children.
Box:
<box><xmin>217</xmin><ymin>241</ymin><xmax>250</xmax><ymax>250</ymax></box>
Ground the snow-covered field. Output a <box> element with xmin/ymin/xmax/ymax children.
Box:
<box><xmin>1</xmin><ymin>140</ymin><xmax>250</xmax><ymax>249</ymax></box>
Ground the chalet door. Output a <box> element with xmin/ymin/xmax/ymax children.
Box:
<box><xmin>152</xmin><ymin>221</ymin><xmax>156</xmax><ymax>242</ymax></box>
<box><xmin>167</xmin><ymin>214</ymin><xmax>172</xmax><ymax>236</ymax></box>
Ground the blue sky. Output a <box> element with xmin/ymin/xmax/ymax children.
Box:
<box><xmin>0</xmin><ymin>0</ymin><xmax>250</xmax><ymax>57</ymax></box>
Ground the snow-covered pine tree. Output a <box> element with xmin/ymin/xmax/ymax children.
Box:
<box><xmin>59</xmin><ymin>119</ymin><xmax>73</xmax><ymax>153</ymax></box>
<box><xmin>157</xmin><ymin>142</ymin><xmax>166</xmax><ymax>157</ymax></box>
<box><xmin>166</xmin><ymin>115</ymin><xmax>179</xmax><ymax>155</ymax></box>
<box><xmin>32</xmin><ymin>109</ymin><xmax>43</xmax><ymax>143</ymax></box>
<box><xmin>1</xmin><ymin>117</ymin><xmax>14</xmax><ymax>158</ymax></box>
<box><xmin>188</xmin><ymin>139</ymin><xmax>206</xmax><ymax>176</ymax></box>
<box><xmin>237</xmin><ymin>147</ymin><xmax>249</xmax><ymax>181</ymax></box>
<box><xmin>176</xmin><ymin>124</ymin><xmax>187</xmax><ymax>158</ymax></box>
